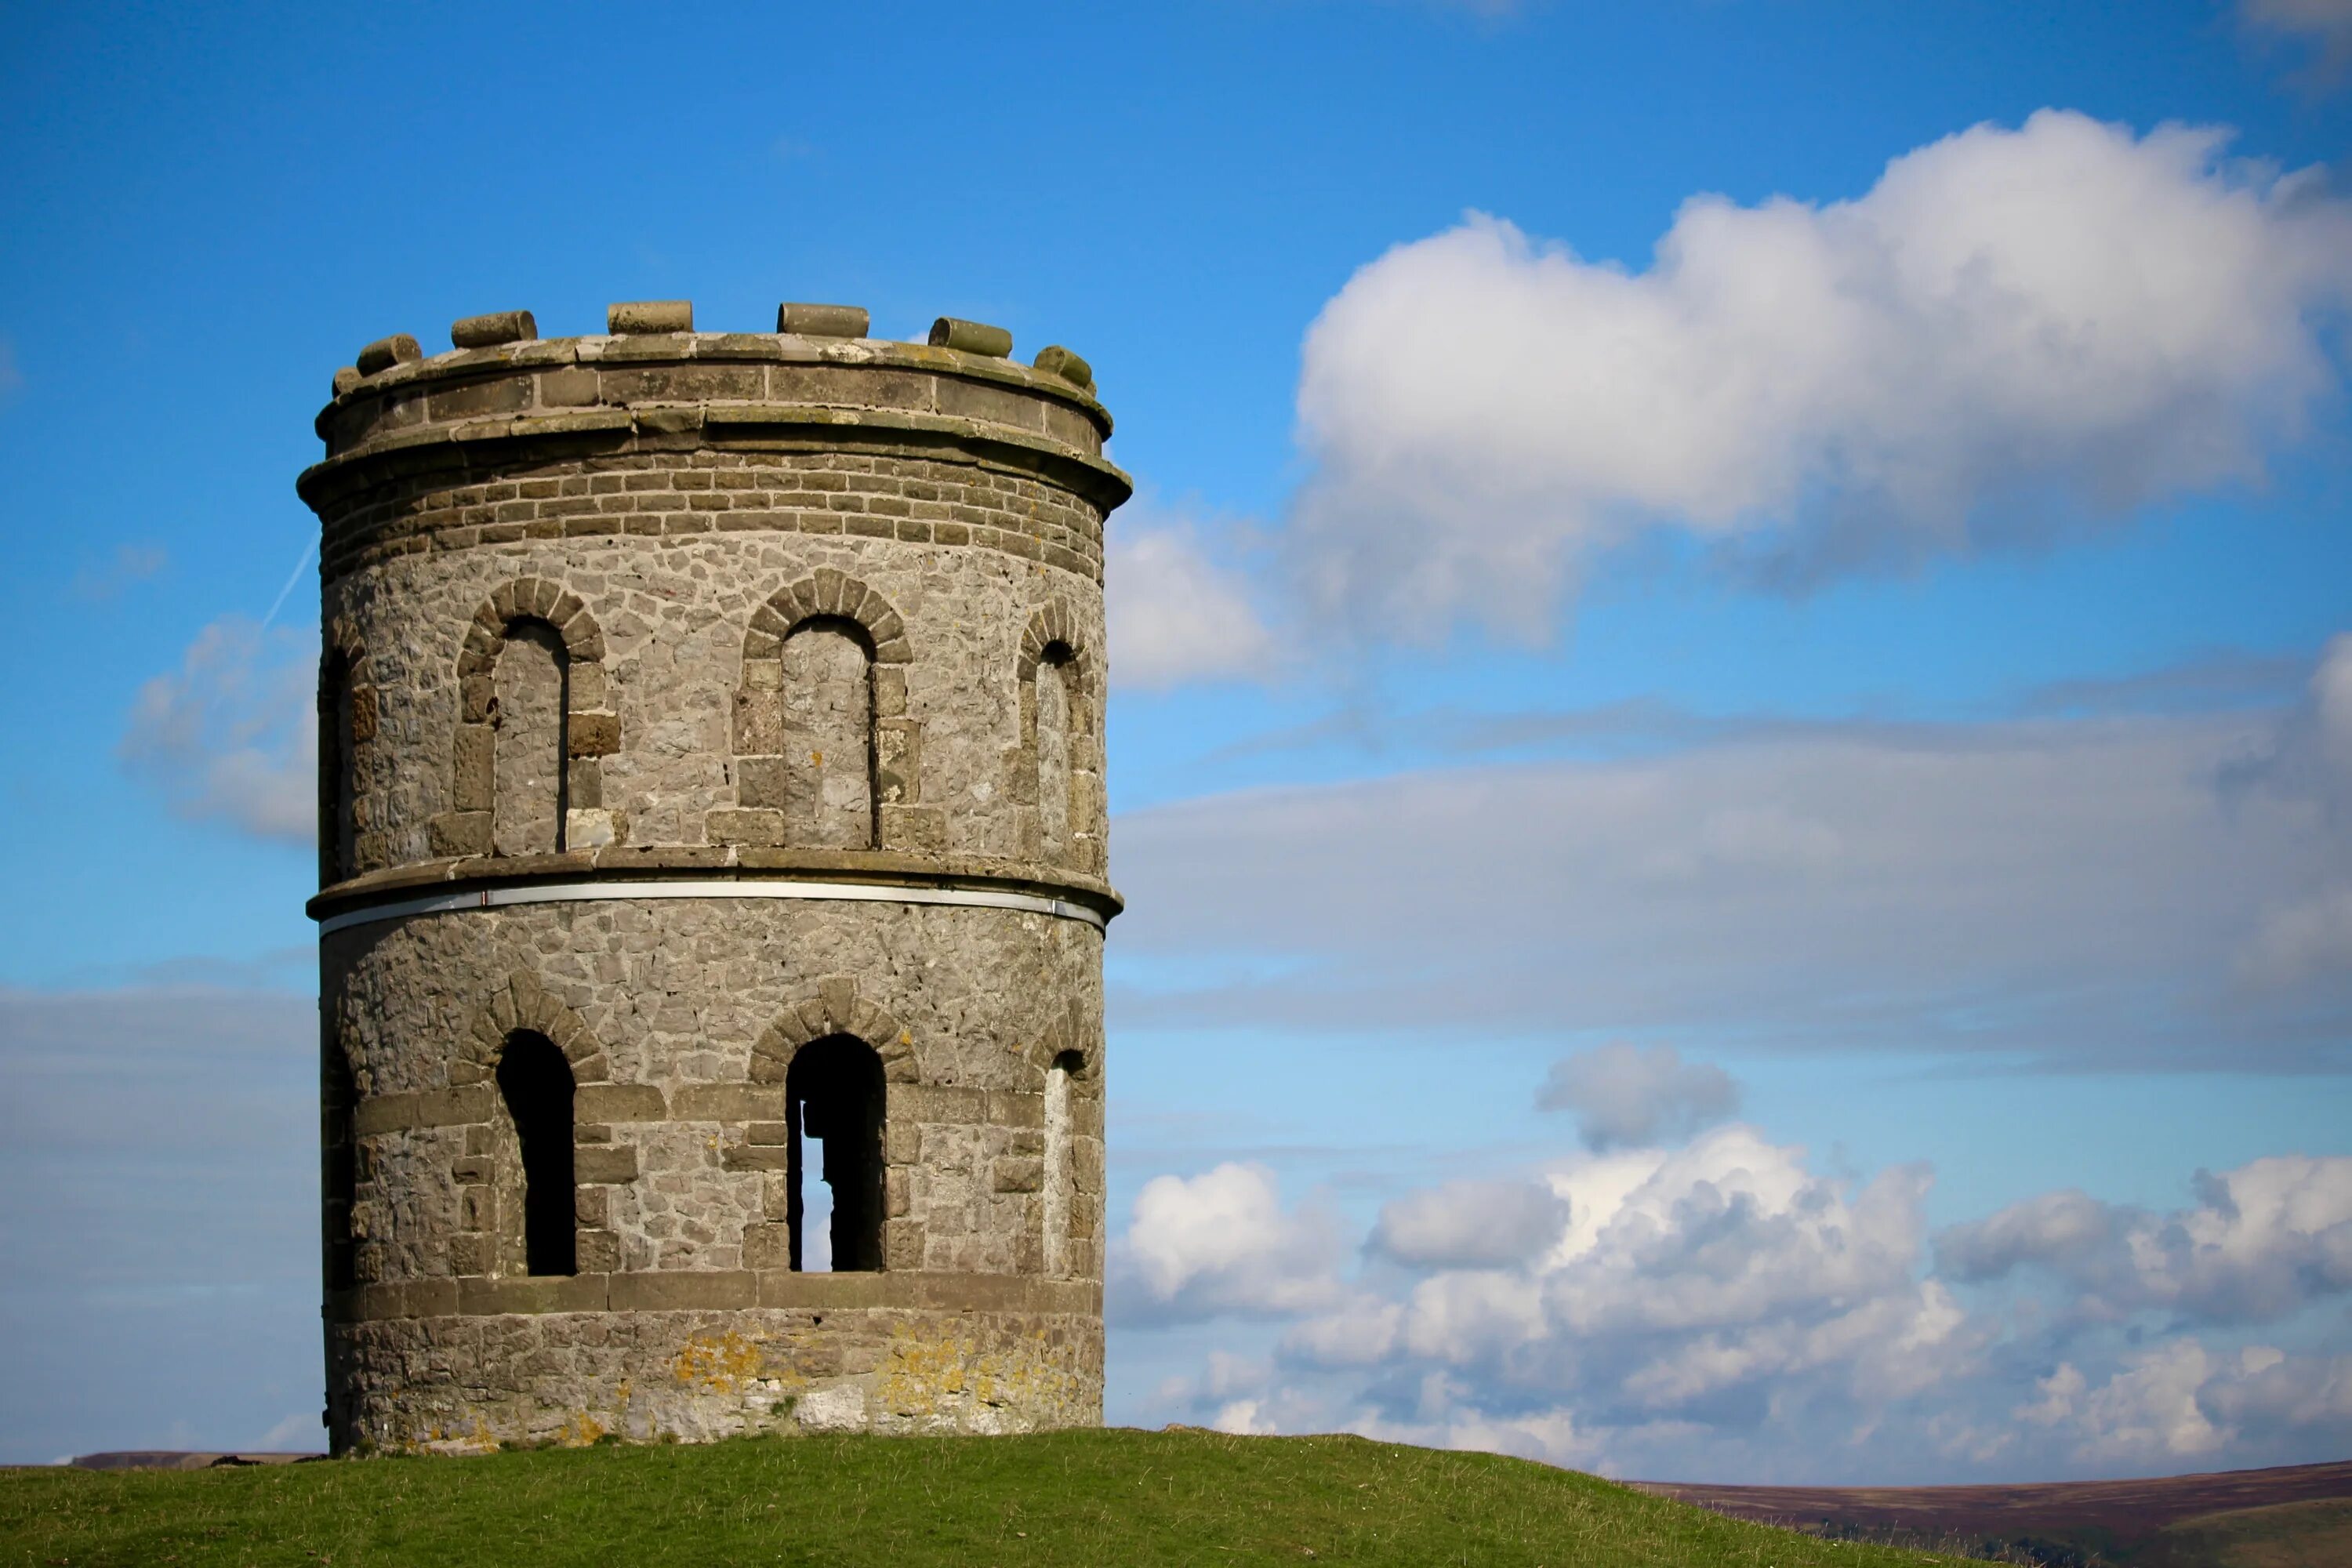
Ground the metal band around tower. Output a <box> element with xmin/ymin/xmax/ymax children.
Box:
<box><xmin>315</xmin><ymin>877</ymin><xmax>1110</xmax><ymax>936</ymax></box>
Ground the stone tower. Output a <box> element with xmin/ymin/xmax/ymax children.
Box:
<box><xmin>300</xmin><ymin>299</ymin><xmax>1125</xmax><ymax>1452</ymax></box>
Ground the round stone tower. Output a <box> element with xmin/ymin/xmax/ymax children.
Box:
<box><xmin>299</xmin><ymin>299</ymin><xmax>1125</xmax><ymax>1452</ymax></box>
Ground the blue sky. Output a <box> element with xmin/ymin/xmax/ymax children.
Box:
<box><xmin>3</xmin><ymin>0</ymin><xmax>2351</xmax><ymax>1479</ymax></box>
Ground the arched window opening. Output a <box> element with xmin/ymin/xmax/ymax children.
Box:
<box><xmin>1035</xmin><ymin>646</ymin><xmax>1075</xmax><ymax>866</ymax></box>
<box><xmin>492</xmin><ymin>619</ymin><xmax>569</xmax><ymax>857</ymax></box>
<box><xmin>497</xmin><ymin>1030</ymin><xmax>576</xmax><ymax>1276</ymax></box>
<box><xmin>1044</xmin><ymin>1049</ymin><xmax>1084</xmax><ymax>1279</ymax></box>
<box><xmin>322</xmin><ymin>1038</ymin><xmax>358</xmax><ymax>1291</ymax></box>
<box><xmin>320</xmin><ymin>649</ymin><xmax>358</xmax><ymax>882</ymax></box>
<box><xmin>782</xmin><ymin>618</ymin><xmax>876</xmax><ymax>850</ymax></box>
<box><xmin>786</xmin><ymin>1035</ymin><xmax>884</xmax><ymax>1272</ymax></box>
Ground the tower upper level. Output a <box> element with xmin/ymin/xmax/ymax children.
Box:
<box><xmin>301</xmin><ymin>301</ymin><xmax>1127</xmax><ymax>927</ymax></box>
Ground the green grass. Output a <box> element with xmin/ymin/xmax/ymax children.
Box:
<box><xmin>2145</xmin><ymin>1497</ymin><xmax>2352</xmax><ymax>1567</ymax></box>
<box><xmin>0</xmin><ymin>1428</ymin><xmax>1965</xmax><ymax>1567</ymax></box>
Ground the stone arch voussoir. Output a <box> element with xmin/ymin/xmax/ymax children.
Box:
<box><xmin>461</xmin><ymin>971</ymin><xmax>607</xmax><ymax>1079</ymax></box>
<box><xmin>750</xmin><ymin>978</ymin><xmax>916</xmax><ymax>1086</ymax></box>
<box><xmin>1025</xmin><ymin>1001</ymin><xmax>1100</xmax><ymax>1083</ymax></box>
<box><xmin>741</xmin><ymin>568</ymin><xmax>909</xmax><ymax>669</ymax></box>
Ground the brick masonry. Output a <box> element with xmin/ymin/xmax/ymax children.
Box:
<box><xmin>306</xmin><ymin>314</ymin><xmax>1126</xmax><ymax>1453</ymax></box>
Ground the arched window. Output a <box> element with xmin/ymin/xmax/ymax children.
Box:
<box><xmin>322</xmin><ymin>1036</ymin><xmax>358</xmax><ymax>1291</ymax></box>
<box><xmin>1044</xmin><ymin>1049</ymin><xmax>1085</xmax><ymax>1279</ymax></box>
<box><xmin>786</xmin><ymin>1035</ymin><xmax>884</xmax><ymax>1272</ymax></box>
<box><xmin>319</xmin><ymin>648</ymin><xmax>359</xmax><ymax>882</ymax></box>
<box><xmin>492</xmin><ymin>619</ymin><xmax>569</xmax><ymax>856</ymax></box>
<box><xmin>1035</xmin><ymin>646</ymin><xmax>1075</xmax><ymax>866</ymax></box>
<box><xmin>496</xmin><ymin>1030</ymin><xmax>576</xmax><ymax>1276</ymax></box>
<box><xmin>782</xmin><ymin>619</ymin><xmax>876</xmax><ymax>850</ymax></box>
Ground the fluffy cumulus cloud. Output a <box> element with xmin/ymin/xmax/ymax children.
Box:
<box><xmin>1117</xmin><ymin>1119</ymin><xmax>2352</xmax><ymax>1481</ymax></box>
<box><xmin>1369</xmin><ymin>1179</ymin><xmax>1569</xmax><ymax>1269</ymax></box>
<box><xmin>1537</xmin><ymin>1042</ymin><xmax>1738</xmax><ymax>1150</ymax></box>
<box><xmin>1111</xmin><ymin>1163</ymin><xmax>1349</xmax><ymax>1322</ymax></box>
<box><xmin>1940</xmin><ymin>1156</ymin><xmax>2352</xmax><ymax>1323</ymax></box>
<box><xmin>1289</xmin><ymin>110</ymin><xmax>2352</xmax><ymax>636</ymax></box>
<box><xmin>1105</xmin><ymin>509</ymin><xmax>1273</xmax><ymax>690</ymax></box>
<box><xmin>119</xmin><ymin>615</ymin><xmax>315</xmax><ymax>843</ymax></box>
<box><xmin>1111</xmin><ymin>638</ymin><xmax>2352</xmax><ymax>1073</ymax></box>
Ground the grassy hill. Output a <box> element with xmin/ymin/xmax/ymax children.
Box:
<box><xmin>0</xmin><ymin>1428</ymin><xmax>1962</xmax><ymax>1567</ymax></box>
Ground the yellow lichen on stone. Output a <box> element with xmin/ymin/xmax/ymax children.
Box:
<box><xmin>671</xmin><ymin>1329</ymin><xmax>764</xmax><ymax>1393</ymax></box>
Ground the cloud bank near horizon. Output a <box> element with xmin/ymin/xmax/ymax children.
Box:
<box><xmin>1115</xmin><ymin>1107</ymin><xmax>2352</xmax><ymax>1483</ymax></box>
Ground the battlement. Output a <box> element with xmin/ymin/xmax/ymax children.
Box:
<box><xmin>303</xmin><ymin>303</ymin><xmax>1125</xmax><ymax>527</ymax></box>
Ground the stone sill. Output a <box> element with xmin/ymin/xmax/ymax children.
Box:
<box><xmin>328</xmin><ymin>1269</ymin><xmax>1104</xmax><ymax>1323</ymax></box>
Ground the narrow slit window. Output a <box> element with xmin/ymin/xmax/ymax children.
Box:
<box><xmin>321</xmin><ymin>650</ymin><xmax>358</xmax><ymax>881</ymax></box>
<box><xmin>323</xmin><ymin>1040</ymin><xmax>358</xmax><ymax>1291</ymax></box>
<box><xmin>1035</xmin><ymin>648</ymin><xmax>1073</xmax><ymax>866</ymax></box>
<box><xmin>492</xmin><ymin>619</ymin><xmax>569</xmax><ymax>856</ymax></box>
<box><xmin>497</xmin><ymin>1030</ymin><xmax>576</xmax><ymax>1276</ymax></box>
<box><xmin>786</xmin><ymin>1036</ymin><xmax>884</xmax><ymax>1272</ymax></box>
<box><xmin>1044</xmin><ymin>1050</ymin><xmax>1083</xmax><ymax>1279</ymax></box>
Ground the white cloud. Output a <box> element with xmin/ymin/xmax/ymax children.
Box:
<box><xmin>1536</xmin><ymin>1042</ymin><xmax>1739</xmax><ymax>1150</ymax></box>
<box><xmin>1127</xmin><ymin>1131</ymin><xmax>2352</xmax><ymax>1481</ymax></box>
<box><xmin>1369</xmin><ymin>1178</ymin><xmax>1570</xmax><ymax>1269</ymax></box>
<box><xmin>2230</xmin><ymin>633</ymin><xmax>2352</xmax><ymax>989</ymax></box>
<box><xmin>1105</xmin><ymin>511</ymin><xmax>1274</xmax><ymax>690</ymax></box>
<box><xmin>1111</xmin><ymin>1162</ymin><xmax>1347</xmax><ymax>1320</ymax></box>
<box><xmin>1114</xmin><ymin>695</ymin><xmax>2339</xmax><ymax>1070</ymax></box>
<box><xmin>118</xmin><ymin>615</ymin><xmax>315</xmax><ymax>844</ymax></box>
<box><xmin>1289</xmin><ymin>111</ymin><xmax>2352</xmax><ymax>637</ymax></box>
<box><xmin>1938</xmin><ymin>1156</ymin><xmax>2352</xmax><ymax>1323</ymax></box>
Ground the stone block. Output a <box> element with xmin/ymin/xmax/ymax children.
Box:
<box><xmin>429</xmin><ymin>811</ymin><xmax>492</xmax><ymax>858</ymax></box>
<box><xmin>452</xmin><ymin>310</ymin><xmax>537</xmax><ymax>349</ymax></box>
<box><xmin>742</xmin><ymin>1222</ymin><xmax>793</xmax><ymax>1271</ymax></box>
<box><xmin>928</xmin><ymin>318</ymin><xmax>1012</xmax><ymax>357</ymax></box>
<box><xmin>575</xmin><ymin>1230</ymin><xmax>621</xmax><ymax>1274</ymax></box>
<box><xmin>993</xmin><ymin>1156</ymin><xmax>1042</xmax><ymax>1194</ymax></box>
<box><xmin>735</xmin><ymin>755</ymin><xmax>790</xmax><ymax>809</ymax></box>
<box><xmin>608</xmin><ymin>1270</ymin><xmax>753</xmax><ymax>1312</ymax></box>
<box><xmin>568</xmin><ymin>710</ymin><xmax>620</xmax><ymax>757</ymax></box>
<box><xmin>449</xmin><ymin>1233</ymin><xmax>493</xmax><ymax>1277</ymax></box>
<box><xmin>880</xmin><ymin>804</ymin><xmax>946</xmax><ymax>854</ymax></box>
<box><xmin>452</xmin><ymin>725</ymin><xmax>494</xmax><ymax>812</ymax></box>
<box><xmin>608</xmin><ymin>300</ymin><xmax>692</xmax><ymax>334</ymax></box>
<box><xmin>670</xmin><ymin>1083</ymin><xmax>793</xmax><ymax>1122</ymax></box>
<box><xmin>572</xmin><ymin>1146</ymin><xmax>639</xmax><ymax>1185</ymax></box>
<box><xmin>575</xmin><ymin>1083</ymin><xmax>664</xmax><ymax>1123</ymax></box>
<box><xmin>777</xmin><ymin>303</ymin><xmax>869</xmax><ymax>338</ymax></box>
<box><xmin>733</xmin><ymin>690</ymin><xmax>785</xmax><ymax>753</ymax></box>
<box><xmin>1033</xmin><ymin>344</ymin><xmax>1094</xmax><ymax>391</ymax></box>
<box><xmin>705</xmin><ymin>808</ymin><xmax>788</xmax><ymax>847</ymax></box>
<box><xmin>891</xmin><ymin>1083</ymin><xmax>985</xmax><ymax>1123</ymax></box>
<box><xmin>356</xmin><ymin>334</ymin><xmax>422</xmax><ymax>375</ymax></box>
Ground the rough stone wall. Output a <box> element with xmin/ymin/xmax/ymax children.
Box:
<box><xmin>307</xmin><ymin>321</ymin><xmax>1123</xmax><ymax>1452</ymax></box>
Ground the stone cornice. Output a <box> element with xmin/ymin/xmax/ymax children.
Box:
<box><xmin>308</xmin><ymin>848</ymin><xmax>1123</xmax><ymax>926</ymax></box>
